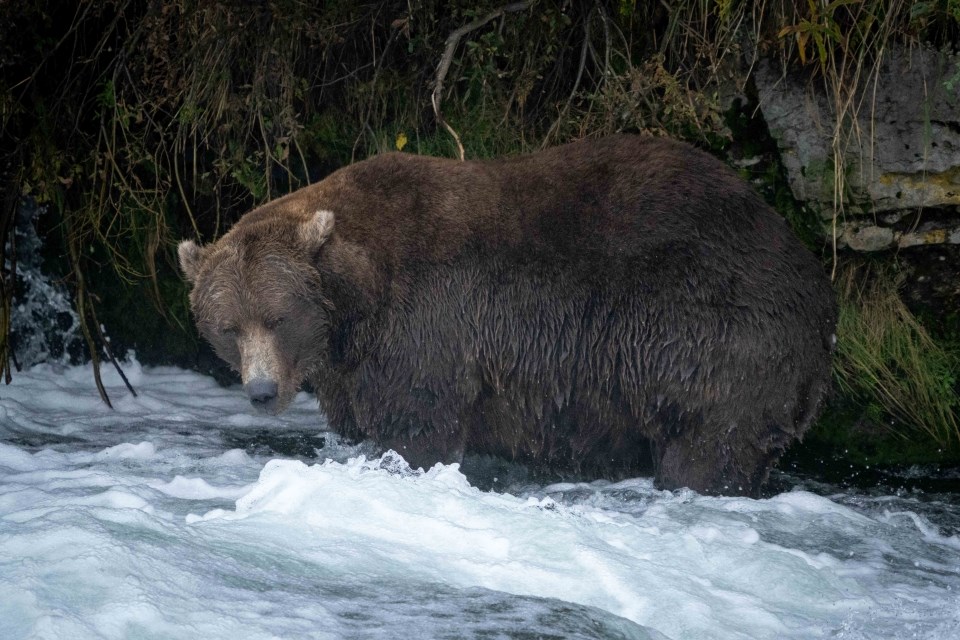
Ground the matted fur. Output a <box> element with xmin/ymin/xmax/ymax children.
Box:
<box><xmin>180</xmin><ymin>135</ymin><xmax>837</xmax><ymax>496</ymax></box>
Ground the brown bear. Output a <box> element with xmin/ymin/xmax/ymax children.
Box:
<box><xmin>178</xmin><ymin>135</ymin><xmax>836</xmax><ymax>496</ymax></box>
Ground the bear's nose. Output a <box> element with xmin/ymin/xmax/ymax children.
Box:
<box><xmin>246</xmin><ymin>378</ymin><xmax>278</xmax><ymax>412</ymax></box>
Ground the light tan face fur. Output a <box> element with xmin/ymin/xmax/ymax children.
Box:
<box><xmin>238</xmin><ymin>325</ymin><xmax>282</xmax><ymax>393</ymax></box>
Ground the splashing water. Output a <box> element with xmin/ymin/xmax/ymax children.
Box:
<box><xmin>6</xmin><ymin>200</ymin><xmax>83</xmax><ymax>368</ymax></box>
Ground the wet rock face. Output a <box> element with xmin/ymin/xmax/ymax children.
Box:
<box><xmin>899</xmin><ymin>244</ymin><xmax>960</xmax><ymax>325</ymax></box>
<box><xmin>755</xmin><ymin>45</ymin><xmax>960</xmax><ymax>252</ymax></box>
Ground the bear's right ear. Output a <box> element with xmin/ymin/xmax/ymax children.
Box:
<box><xmin>178</xmin><ymin>240</ymin><xmax>207</xmax><ymax>284</ymax></box>
<box><xmin>299</xmin><ymin>209</ymin><xmax>335</xmax><ymax>250</ymax></box>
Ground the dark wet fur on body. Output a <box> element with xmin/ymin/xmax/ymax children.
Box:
<box><xmin>180</xmin><ymin>135</ymin><xmax>837</xmax><ymax>496</ymax></box>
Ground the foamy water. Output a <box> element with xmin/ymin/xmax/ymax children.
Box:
<box><xmin>1</xmin><ymin>359</ymin><xmax>958</xmax><ymax>639</ymax></box>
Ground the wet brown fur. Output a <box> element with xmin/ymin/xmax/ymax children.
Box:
<box><xmin>180</xmin><ymin>135</ymin><xmax>837</xmax><ymax>496</ymax></box>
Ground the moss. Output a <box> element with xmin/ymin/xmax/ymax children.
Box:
<box><xmin>796</xmin><ymin>398</ymin><xmax>960</xmax><ymax>468</ymax></box>
<box><xmin>722</xmin><ymin>91</ymin><xmax>826</xmax><ymax>251</ymax></box>
<box><xmin>777</xmin><ymin>410</ymin><xmax>960</xmax><ymax>495</ymax></box>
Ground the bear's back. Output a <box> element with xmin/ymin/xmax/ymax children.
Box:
<box><xmin>236</xmin><ymin>135</ymin><xmax>809</xmax><ymax>277</ymax></box>
<box><xmin>482</xmin><ymin>137</ymin><xmax>830</xmax><ymax>322</ymax></box>
<box><xmin>332</xmin><ymin>136</ymin><xmax>812</xmax><ymax>275</ymax></box>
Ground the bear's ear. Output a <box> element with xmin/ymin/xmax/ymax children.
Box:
<box><xmin>178</xmin><ymin>240</ymin><xmax>207</xmax><ymax>284</ymax></box>
<box><xmin>300</xmin><ymin>209</ymin><xmax>335</xmax><ymax>249</ymax></box>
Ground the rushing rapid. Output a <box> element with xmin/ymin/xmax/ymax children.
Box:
<box><xmin>1</xmin><ymin>359</ymin><xmax>958</xmax><ymax>639</ymax></box>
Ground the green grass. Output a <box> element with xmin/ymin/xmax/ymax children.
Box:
<box><xmin>833</xmin><ymin>263</ymin><xmax>960</xmax><ymax>453</ymax></box>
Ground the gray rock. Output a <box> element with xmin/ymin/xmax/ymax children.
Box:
<box><xmin>756</xmin><ymin>45</ymin><xmax>960</xmax><ymax>225</ymax></box>
<box><xmin>835</xmin><ymin>220</ymin><xmax>960</xmax><ymax>252</ymax></box>
<box><xmin>840</xmin><ymin>224</ymin><xmax>895</xmax><ymax>252</ymax></box>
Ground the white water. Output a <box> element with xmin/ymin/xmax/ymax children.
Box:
<box><xmin>1</xmin><ymin>359</ymin><xmax>958</xmax><ymax>639</ymax></box>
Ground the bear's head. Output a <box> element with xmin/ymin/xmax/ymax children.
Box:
<box><xmin>179</xmin><ymin>209</ymin><xmax>368</xmax><ymax>415</ymax></box>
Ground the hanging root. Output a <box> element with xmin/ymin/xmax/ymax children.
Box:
<box><xmin>0</xmin><ymin>156</ymin><xmax>23</xmax><ymax>384</ymax></box>
<box><xmin>67</xmin><ymin>215</ymin><xmax>136</xmax><ymax>408</ymax></box>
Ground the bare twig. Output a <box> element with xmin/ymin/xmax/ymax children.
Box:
<box><xmin>352</xmin><ymin>22</ymin><xmax>401</xmax><ymax>161</ymax></box>
<box><xmin>542</xmin><ymin>9</ymin><xmax>592</xmax><ymax>148</ymax></box>
<box><xmin>9</xmin><ymin>1</ymin><xmax>94</xmax><ymax>99</ymax></box>
<box><xmin>432</xmin><ymin>1</ymin><xmax>534</xmax><ymax>161</ymax></box>
<box><xmin>88</xmin><ymin>292</ymin><xmax>137</xmax><ymax>398</ymax></box>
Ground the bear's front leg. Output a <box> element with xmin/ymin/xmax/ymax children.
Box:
<box><xmin>382</xmin><ymin>422</ymin><xmax>468</xmax><ymax>472</ymax></box>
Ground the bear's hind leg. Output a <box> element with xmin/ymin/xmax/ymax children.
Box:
<box><xmin>654</xmin><ymin>429</ymin><xmax>778</xmax><ymax>497</ymax></box>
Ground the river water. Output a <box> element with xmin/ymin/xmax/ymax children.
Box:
<box><xmin>1</xmin><ymin>359</ymin><xmax>958</xmax><ymax>639</ymax></box>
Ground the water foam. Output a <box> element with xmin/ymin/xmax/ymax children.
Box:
<box><xmin>1</xmin><ymin>361</ymin><xmax>958</xmax><ymax>639</ymax></box>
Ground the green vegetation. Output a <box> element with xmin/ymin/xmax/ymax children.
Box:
<box><xmin>1</xmin><ymin>1</ymin><xmax>958</xmax><ymax>462</ymax></box>
<box><xmin>833</xmin><ymin>263</ymin><xmax>959</xmax><ymax>452</ymax></box>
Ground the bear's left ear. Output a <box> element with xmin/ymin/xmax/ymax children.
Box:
<box><xmin>178</xmin><ymin>240</ymin><xmax>208</xmax><ymax>284</ymax></box>
<box><xmin>300</xmin><ymin>209</ymin><xmax>335</xmax><ymax>249</ymax></box>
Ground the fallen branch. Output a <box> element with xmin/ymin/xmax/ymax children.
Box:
<box><xmin>432</xmin><ymin>1</ymin><xmax>533</xmax><ymax>161</ymax></box>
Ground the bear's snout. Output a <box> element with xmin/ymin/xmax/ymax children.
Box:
<box><xmin>246</xmin><ymin>378</ymin><xmax>279</xmax><ymax>413</ymax></box>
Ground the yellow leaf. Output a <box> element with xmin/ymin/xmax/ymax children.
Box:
<box><xmin>395</xmin><ymin>132</ymin><xmax>408</xmax><ymax>151</ymax></box>
<box><xmin>797</xmin><ymin>32</ymin><xmax>809</xmax><ymax>65</ymax></box>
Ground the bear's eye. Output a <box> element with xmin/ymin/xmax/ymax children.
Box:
<box><xmin>221</xmin><ymin>325</ymin><xmax>239</xmax><ymax>337</ymax></box>
<box><xmin>265</xmin><ymin>317</ymin><xmax>285</xmax><ymax>330</ymax></box>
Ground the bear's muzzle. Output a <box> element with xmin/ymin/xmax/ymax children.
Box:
<box><xmin>245</xmin><ymin>378</ymin><xmax>279</xmax><ymax>413</ymax></box>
